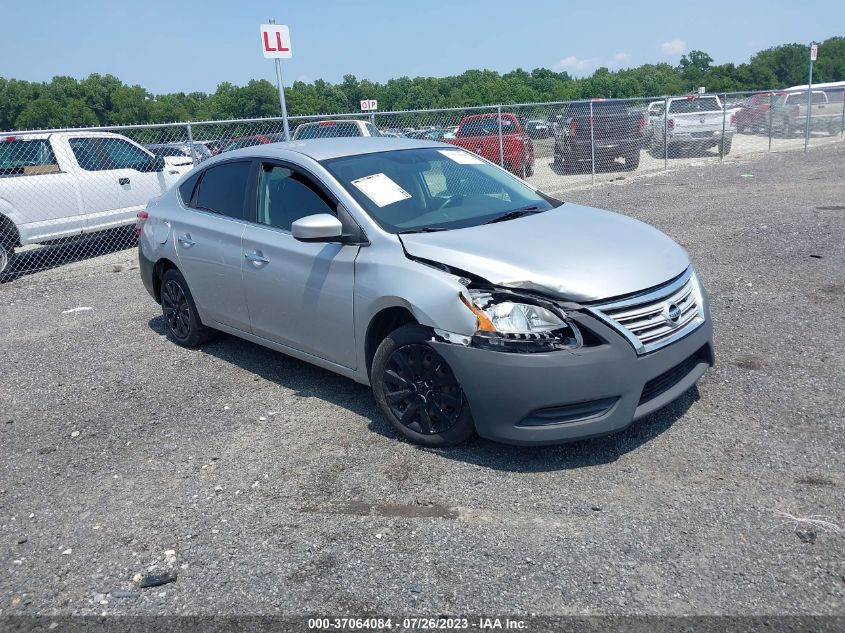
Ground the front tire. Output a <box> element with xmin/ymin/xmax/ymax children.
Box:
<box><xmin>160</xmin><ymin>268</ymin><xmax>215</xmax><ymax>347</ymax></box>
<box><xmin>524</xmin><ymin>160</ymin><xmax>534</xmax><ymax>178</ymax></box>
<box><xmin>0</xmin><ymin>237</ymin><xmax>13</xmax><ymax>277</ymax></box>
<box><xmin>372</xmin><ymin>324</ymin><xmax>475</xmax><ymax>447</ymax></box>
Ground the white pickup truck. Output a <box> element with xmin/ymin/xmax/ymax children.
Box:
<box><xmin>0</xmin><ymin>131</ymin><xmax>193</xmax><ymax>274</ymax></box>
<box><xmin>648</xmin><ymin>95</ymin><xmax>736</xmax><ymax>158</ymax></box>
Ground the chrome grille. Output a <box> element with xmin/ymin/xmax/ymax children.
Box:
<box><xmin>588</xmin><ymin>268</ymin><xmax>705</xmax><ymax>355</ymax></box>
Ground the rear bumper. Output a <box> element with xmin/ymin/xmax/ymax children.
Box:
<box><xmin>432</xmin><ymin>311</ymin><xmax>714</xmax><ymax>446</ymax></box>
<box><xmin>560</xmin><ymin>138</ymin><xmax>643</xmax><ymax>160</ymax></box>
<box><xmin>668</xmin><ymin>130</ymin><xmax>733</xmax><ymax>144</ymax></box>
<box><xmin>138</xmin><ymin>245</ymin><xmax>158</xmax><ymax>303</ymax></box>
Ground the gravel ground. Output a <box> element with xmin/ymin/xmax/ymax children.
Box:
<box><xmin>0</xmin><ymin>142</ymin><xmax>843</xmax><ymax>618</ymax></box>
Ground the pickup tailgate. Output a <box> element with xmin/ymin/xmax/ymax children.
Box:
<box><xmin>591</xmin><ymin>113</ymin><xmax>642</xmax><ymax>145</ymax></box>
<box><xmin>671</xmin><ymin>110</ymin><xmax>724</xmax><ymax>135</ymax></box>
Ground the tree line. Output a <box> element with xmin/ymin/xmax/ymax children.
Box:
<box><xmin>1</xmin><ymin>37</ymin><xmax>843</xmax><ymax>131</ymax></box>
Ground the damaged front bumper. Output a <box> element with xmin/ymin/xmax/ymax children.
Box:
<box><xmin>430</xmin><ymin>309</ymin><xmax>714</xmax><ymax>446</ymax></box>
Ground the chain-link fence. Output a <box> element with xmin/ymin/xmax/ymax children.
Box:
<box><xmin>0</xmin><ymin>87</ymin><xmax>843</xmax><ymax>279</ymax></box>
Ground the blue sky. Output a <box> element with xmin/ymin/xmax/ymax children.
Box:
<box><xmin>2</xmin><ymin>0</ymin><xmax>842</xmax><ymax>93</ymax></box>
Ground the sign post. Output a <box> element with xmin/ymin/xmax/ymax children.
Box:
<box><xmin>805</xmin><ymin>43</ymin><xmax>817</xmax><ymax>152</ymax></box>
<box><xmin>261</xmin><ymin>20</ymin><xmax>293</xmax><ymax>141</ymax></box>
<box><xmin>360</xmin><ymin>99</ymin><xmax>378</xmax><ymax>126</ymax></box>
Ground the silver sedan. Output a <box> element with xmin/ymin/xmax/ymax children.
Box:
<box><xmin>138</xmin><ymin>138</ymin><xmax>714</xmax><ymax>446</ymax></box>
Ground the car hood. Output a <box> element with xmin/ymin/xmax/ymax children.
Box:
<box><xmin>399</xmin><ymin>203</ymin><xmax>690</xmax><ymax>302</ymax></box>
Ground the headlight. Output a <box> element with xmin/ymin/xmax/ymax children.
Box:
<box><xmin>460</xmin><ymin>289</ymin><xmax>582</xmax><ymax>352</ymax></box>
<box><xmin>467</xmin><ymin>290</ymin><xmax>565</xmax><ymax>333</ymax></box>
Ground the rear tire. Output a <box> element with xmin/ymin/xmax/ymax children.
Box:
<box><xmin>623</xmin><ymin>149</ymin><xmax>640</xmax><ymax>170</ymax></box>
<box><xmin>372</xmin><ymin>324</ymin><xmax>475</xmax><ymax>447</ymax></box>
<box><xmin>650</xmin><ymin>138</ymin><xmax>667</xmax><ymax>159</ymax></box>
<box><xmin>720</xmin><ymin>136</ymin><xmax>733</xmax><ymax>156</ymax></box>
<box><xmin>160</xmin><ymin>268</ymin><xmax>215</xmax><ymax>347</ymax></box>
<box><xmin>524</xmin><ymin>161</ymin><xmax>534</xmax><ymax>178</ymax></box>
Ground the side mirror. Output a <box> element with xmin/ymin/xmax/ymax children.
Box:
<box><xmin>291</xmin><ymin>213</ymin><xmax>344</xmax><ymax>243</ymax></box>
<box><xmin>144</xmin><ymin>155</ymin><xmax>166</xmax><ymax>172</ymax></box>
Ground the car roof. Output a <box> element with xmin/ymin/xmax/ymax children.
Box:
<box><xmin>223</xmin><ymin>137</ymin><xmax>447</xmax><ymax>161</ymax></box>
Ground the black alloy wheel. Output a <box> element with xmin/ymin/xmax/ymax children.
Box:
<box><xmin>382</xmin><ymin>343</ymin><xmax>463</xmax><ymax>436</ymax></box>
<box><xmin>158</xmin><ymin>267</ymin><xmax>214</xmax><ymax>347</ymax></box>
<box><xmin>162</xmin><ymin>278</ymin><xmax>191</xmax><ymax>341</ymax></box>
<box><xmin>371</xmin><ymin>324</ymin><xmax>475</xmax><ymax>446</ymax></box>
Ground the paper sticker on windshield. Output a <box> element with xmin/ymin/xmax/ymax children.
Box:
<box><xmin>438</xmin><ymin>149</ymin><xmax>484</xmax><ymax>165</ymax></box>
<box><xmin>351</xmin><ymin>173</ymin><xmax>411</xmax><ymax>207</ymax></box>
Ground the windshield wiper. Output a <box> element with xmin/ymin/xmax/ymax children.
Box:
<box><xmin>483</xmin><ymin>205</ymin><xmax>544</xmax><ymax>225</ymax></box>
<box><xmin>397</xmin><ymin>226</ymin><xmax>450</xmax><ymax>234</ymax></box>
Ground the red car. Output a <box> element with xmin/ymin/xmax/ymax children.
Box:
<box><xmin>446</xmin><ymin>113</ymin><xmax>534</xmax><ymax>177</ymax></box>
<box><xmin>736</xmin><ymin>92</ymin><xmax>785</xmax><ymax>134</ymax></box>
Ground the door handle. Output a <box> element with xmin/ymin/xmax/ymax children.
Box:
<box><xmin>177</xmin><ymin>234</ymin><xmax>195</xmax><ymax>247</ymax></box>
<box><xmin>244</xmin><ymin>250</ymin><xmax>270</xmax><ymax>264</ymax></box>
<box><xmin>119</xmin><ymin>177</ymin><xmax>130</xmax><ymax>185</ymax></box>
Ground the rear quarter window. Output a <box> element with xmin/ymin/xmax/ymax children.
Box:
<box><xmin>178</xmin><ymin>171</ymin><xmax>202</xmax><ymax>205</ymax></box>
<box><xmin>0</xmin><ymin>139</ymin><xmax>59</xmax><ymax>176</ymax></box>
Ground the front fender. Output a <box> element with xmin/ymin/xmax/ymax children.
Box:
<box><xmin>352</xmin><ymin>244</ymin><xmax>478</xmax><ymax>384</ymax></box>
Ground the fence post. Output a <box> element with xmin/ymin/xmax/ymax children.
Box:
<box><xmin>663</xmin><ymin>96</ymin><xmax>669</xmax><ymax>172</ymax></box>
<box><xmin>186</xmin><ymin>123</ymin><xmax>198</xmax><ymax>166</ymax></box>
<box><xmin>589</xmin><ymin>100</ymin><xmax>596</xmax><ymax>186</ymax></box>
<box><xmin>804</xmin><ymin>50</ymin><xmax>814</xmax><ymax>152</ymax></box>
<box><xmin>720</xmin><ymin>93</ymin><xmax>728</xmax><ymax>160</ymax></box>
<box><xmin>840</xmin><ymin>90</ymin><xmax>845</xmax><ymax>138</ymax></box>
<box><xmin>768</xmin><ymin>92</ymin><xmax>773</xmax><ymax>152</ymax></box>
<box><xmin>496</xmin><ymin>105</ymin><xmax>504</xmax><ymax>167</ymax></box>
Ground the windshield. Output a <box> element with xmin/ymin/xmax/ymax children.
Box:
<box><xmin>322</xmin><ymin>148</ymin><xmax>555</xmax><ymax>233</ymax></box>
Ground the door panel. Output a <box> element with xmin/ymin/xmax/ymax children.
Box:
<box><xmin>242</xmin><ymin>224</ymin><xmax>358</xmax><ymax>368</ymax></box>
<box><xmin>172</xmin><ymin>212</ymin><xmax>250</xmax><ymax>331</ymax></box>
<box><xmin>240</xmin><ymin>162</ymin><xmax>358</xmax><ymax>368</ymax></box>
<box><xmin>68</xmin><ymin>137</ymin><xmax>167</xmax><ymax>234</ymax></box>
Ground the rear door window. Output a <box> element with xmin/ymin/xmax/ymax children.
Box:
<box><xmin>193</xmin><ymin>161</ymin><xmax>252</xmax><ymax>220</ymax></box>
